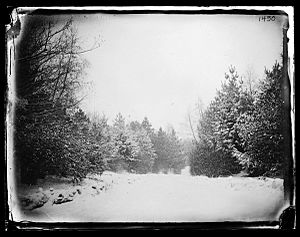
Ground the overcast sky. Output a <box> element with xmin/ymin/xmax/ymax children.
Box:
<box><xmin>72</xmin><ymin>13</ymin><xmax>284</xmax><ymax>139</ymax></box>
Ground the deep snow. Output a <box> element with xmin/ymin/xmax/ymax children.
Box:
<box><xmin>11</xmin><ymin>170</ymin><xmax>286</xmax><ymax>223</ymax></box>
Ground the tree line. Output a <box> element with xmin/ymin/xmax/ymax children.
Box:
<box><xmin>189</xmin><ymin>63</ymin><xmax>286</xmax><ymax>178</ymax></box>
<box><xmin>105</xmin><ymin>114</ymin><xmax>187</xmax><ymax>174</ymax></box>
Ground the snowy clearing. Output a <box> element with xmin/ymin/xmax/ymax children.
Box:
<box><xmin>12</xmin><ymin>171</ymin><xmax>286</xmax><ymax>223</ymax></box>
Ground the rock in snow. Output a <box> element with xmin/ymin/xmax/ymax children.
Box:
<box><xmin>53</xmin><ymin>195</ymin><xmax>73</xmax><ymax>205</ymax></box>
<box><xmin>21</xmin><ymin>192</ymin><xmax>49</xmax><ymax>210</ymax></box>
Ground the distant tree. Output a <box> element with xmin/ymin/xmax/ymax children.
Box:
<box><xmin>129</xmin><ymin>128</ymin><xmax>157</xmax><ymax>173</ymax></box>
<box><xmin>152</xmin><ymin>127</ymin><xmax>186</xmax><ymax>174</ymax></box>
<box><xmin>129</xmin><ymin>120</ymin><xmax>142</xmax><ymax>132</ymax></box>
<box><xmin>113</xmin><ymin>112</ymin><xmax>126</xmax><ymax>131</ymax></box>
<box><xmin>107</xmin><ymin>113</ymin><xmax>135</xmax><ymax>172</ymax></box>
<box><xmin>152</xmin><ymin>127</ymin><xmax>169</xmax><ymax>173</ymax></box>
<box><xmin>108</xmin><ymin>115</ymin><xmax>158</xmax><ymax>173</ymax></box>
<box><xmin>242</xmin><ymin>65</ymin><xmax>259</xmax><ymax>97</ymax></box>
<box><xmin>141</xmin><ymin>117</ymin><xmax>155</xmax><ymax>136</ymax></box>
<box><xmin>166</xmin><ymin>128</ymin><xmax>186</xmax><ymax>174</ymax></box>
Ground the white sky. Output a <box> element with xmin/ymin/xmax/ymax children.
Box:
<box><xmin>72</xmin><ymin>13</ymin><xmax>284</xmax><ymax>139</ymax></box>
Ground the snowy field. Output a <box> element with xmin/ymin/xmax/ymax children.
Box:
<box><xmin>11</xmin><ymin>169</ymin><xmax>286</xmax><ymax>223</ymax></box>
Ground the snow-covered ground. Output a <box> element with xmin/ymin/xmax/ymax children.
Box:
<box><xmin>11</xmin><ymin>169</ymin><xmax>286</xmax><ymax>223</ymax></box>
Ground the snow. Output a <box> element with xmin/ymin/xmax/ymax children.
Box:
<box><xmin>12</xmin><ymin>170</ymin><xmax>286</xmax><ymax>223</ymax></box>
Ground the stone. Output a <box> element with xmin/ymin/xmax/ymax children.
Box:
<box><xmin>53</xmin><ymin>196</ymin><xmax>73</xmax><ymax>205</ymax></box>
<box><xmin>22</xmin><ymin>192</ymin><xmax>49</xmax><ymax>210</ymax></box>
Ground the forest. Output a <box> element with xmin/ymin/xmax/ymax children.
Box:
<box><xmin>12</xmin><ymin>16</ymin><xmax>287</xmax><ymax>186</ymax></box>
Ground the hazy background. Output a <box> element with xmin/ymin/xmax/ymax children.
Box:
<box><xmin>72</xmin><ymin>13</ymin><xmax>284</xmax><ymax>139</ymax></box>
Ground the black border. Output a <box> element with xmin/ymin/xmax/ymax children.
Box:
<box><xmin>8</xmin><ymin>221</ymin><xmax>280</xmax><ymax>230</ymax></box>
<box><xmin>16</xmin><ymin>8</ymin><xmax>289</xmax><ymax>16</ymax></box>
<box><xmin>4</xmin><ymin>6</ymin><xmax>295</xmax><ymax>231</ymax></box>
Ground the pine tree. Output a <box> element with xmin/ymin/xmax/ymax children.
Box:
<box><xmin>237</xmin><ymin>62</ymin><xmax>285</xmax><ymax>176</ymax></box>
<box><xmin>129</xmin><ymin>128</ymin><xmax>157</xmax><ymax>173</ymax></box>
<box><xmin>167</xmin><ymin>128</ymin><xmax>186</xmax><ymax>174</ymax></box>
<box><xmin>152</xmin><ymin>127</ymin><xmax>186</xmax><ymax>174</ymax></box>
<box><xmin>141</xmin><ymin>117</ymin><xmax>155</xmax><ymax>137</ymax></box>
<box><xmin>190</xmin><ymin>66</ymin><xmax>252</xmax><ymax>177</ymax></box>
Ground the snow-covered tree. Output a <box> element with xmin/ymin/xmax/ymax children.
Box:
<box><xmin>108</xmin><ymin>114</ymin><xmax>157</xmax><ymax>173</ymax></box>
<box><xmin>190</xmin><ymin>66</ymin><xmax>251</xmax><ymax>177</ymax></box>
<box><xmin>237</xmin><ymin>62</ymin><xmax>285</xmax><ymax>176</ymax></box>
<box><xmin>129</xmin><ymin>128</ymin><xmax>157</xmax><ymax>173</ymax></box>
<box><xmin>152</xmin><ymin>127</ymin><xmax>185</xmax><ymax>174</ymax></box>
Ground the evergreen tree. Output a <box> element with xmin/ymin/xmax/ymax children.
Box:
<box><xmin>166</xmin><ymin>128</ymin><xmax>186</xmax><ymax>174</ymax></box>
<box><xmin>129</xmin><ymin>128</ymin><xmax>157</xmax><ymax>173</ymax></box>
<box><xmin>152</xmin><ymin>127</ymin><xmax>186</xmax><ymax>174</ymax></box>
<box><xmin>190</xmin><ymin>66</ymin><xmax>251</xmax><ymax>177</ymax></box>
<box><xmin>129</xmin><ymin>120</ymin><xmax>142</xmax><ymax>132</ymax></box>
<box><xmin>108</xmin><ymin>115</ymin><xmax>157</xmax><ymax>173</ymax></box>
<box><xmin>141</xmin><ymin>117</ymin><xmax>154</xmax><ymax>136</ymax></box>
<box><xmin>113</xmin><ymin>112</ymin><xmax>126</xmax><ymax>131</ymax></box>
<box><xmin>108</xmin><ymin>113</ymin><xmax>137</xmax><ymax>172</ymax></box>
<box><xmin>237</xmin><ymin>62</ymin><xmax>285</xmax><ymax>176</ymax></box>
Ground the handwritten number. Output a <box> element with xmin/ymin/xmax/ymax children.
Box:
<box><xmin>259</xmin><ymin>16</ymin><xmax>266</xmax><ymax>22</ymax></box>
<box><xmin>259</xmin><ymin>16</ymin><xmax>275</xmax><ymax>22</ymax></box>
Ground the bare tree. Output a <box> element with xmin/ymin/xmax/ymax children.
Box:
<box><xmin>187</xmin><ymin>112</ymin><xmax>198</xmax><ymax>143</ymax></box>
<box><xmin>13</xmin><ymin>16</ymin><xmax>103</xmax><ymax>183</ymax></box>
<box><xmin>186</xmin><ymin>97</ymin><xmax>205</xmax><ymax>144</ymax></box>
<box><xmin>16</xmin><ymin>16</ymin><xmax>100</xmax><ymax>117</ymax></box>
<box><xmin>195</xmin><ymin>97</ymin><xmax>205</xmax><ymax>121</ymax></box>
<box><xmin>242</xmin><ymin>65</ymin><xmax>258</xmax><ymax>96</ymax></box>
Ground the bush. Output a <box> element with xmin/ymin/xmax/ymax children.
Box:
<box><xmin>190</xmin><ymin>143</ymin><xmax>241</xmax><ymax>177</ymax></box>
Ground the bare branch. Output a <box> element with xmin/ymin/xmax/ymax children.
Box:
<box><xmin>188</xmin><ymin>113</ymin><xmax>198</xmax><ymax>144</ymax></box>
